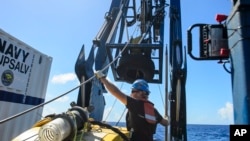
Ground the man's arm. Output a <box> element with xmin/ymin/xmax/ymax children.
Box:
<box><xmin>99</xmin><ymin>77</ymin><xmax>127</xmax><ymax>104</ymax></box>
<box><xmin>95</xmin><ymin>71</ymin><xmax>127</xmax><ymax>105</ymax></box>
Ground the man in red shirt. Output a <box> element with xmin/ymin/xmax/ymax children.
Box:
<box><xmin>95</xmin><ymin>71</ymin><xmax>169</xmax><ymax>141</ymax></box>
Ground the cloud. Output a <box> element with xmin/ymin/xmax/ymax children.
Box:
<box><xmin>51</xmin><ymin>73</ymin><xmax>77</xmax><ymax>84</ymax></box>
<box><xmin>217</xmin><ymin>102</ymin><xmax>233</xmax><ymax>123</ymax></box>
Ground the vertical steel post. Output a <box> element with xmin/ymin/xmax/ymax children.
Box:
<box><xmin>227</xmin><ymin>0</ymin><xmax>250</xmax><ymax>124</ymax></box>
<box><xmin>169</xmin><ymin>0</ymin><xmax>187</xmax><ymax>140</ymax></box>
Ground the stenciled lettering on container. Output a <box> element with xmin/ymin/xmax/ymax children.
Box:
<box><xmin>0</xmin><ymin>38</ymin><xmax>30</xmax><ymax>74</ymax></box>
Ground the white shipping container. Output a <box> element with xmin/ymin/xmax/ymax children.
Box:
<box><xmin>0</xmin><ymin>28</ymin><xmax>52</xmax><ymax>141</ymax></box>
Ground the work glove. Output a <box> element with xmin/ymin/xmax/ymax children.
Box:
<box><xmin>164</xmin><ymin>115</ymin><xmax>170</xmax><ymax>125</ymax></box>
<box><xmin>95</xmin><ymin>70</ymin><xmax>106</xmax><ymax>79</ymax></box>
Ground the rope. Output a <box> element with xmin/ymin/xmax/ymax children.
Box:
<box><xmin>102</xmin><ymin>82</ymin><xmax>127</xmax><ymax>126</ymax></box>
<box><xmin>103</xmin><ymin>83</ymin><xmax>124</xmax><ymax>122</ymax></box>
<box><xmin>0</xmin><ymin>78</ymin><xmax>93</xmax><ymax>124</ymax></box>
<box><xmin>90</xmin><ymin>120</ymin><xmax>129</xmax><ymax>141</ymax></box>
<box><xmin>115</xmin><ymin>107</ymin><xmax>127</xmax><ymax>126</ymax></box>
<box><xmin>157</xmin><ymin>84</ymin><xmax>165</xmax><ymax>110</ymax></box>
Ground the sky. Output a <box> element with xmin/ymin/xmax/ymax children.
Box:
<box><xmin>0</xmin><ymin>0</ymin><xmax>234</xmax><ymax>125</ymax></box>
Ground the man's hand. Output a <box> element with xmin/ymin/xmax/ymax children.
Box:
<box><xmin>164</xmin><ymin>115</ymin><xmax>170</xmax><ymax>125</ymax></box>
<box><xmin>95</xmin><ymin>70</ymin><xmax>106</xmax><ymax>79</ymax></box>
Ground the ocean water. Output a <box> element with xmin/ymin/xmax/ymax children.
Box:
<box><xmin>112</xmin><ymin>122</ymin><xmax>229</xmax><ymax>141</ymax></box>
<box><xmin>155</xmin><ymin>124</ymin><xmax>229</xmax><ymax>141</ymax></box>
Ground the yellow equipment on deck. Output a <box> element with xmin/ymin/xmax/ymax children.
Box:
<box><xmin>12</xmin><ymin>106</ymin><xmax>130</xmax><ymax>141</ymax></box>
<box><xmin>13</xmin><ymin>121</ymin><xmax>129</xmax><ymax>141</ymax></box>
